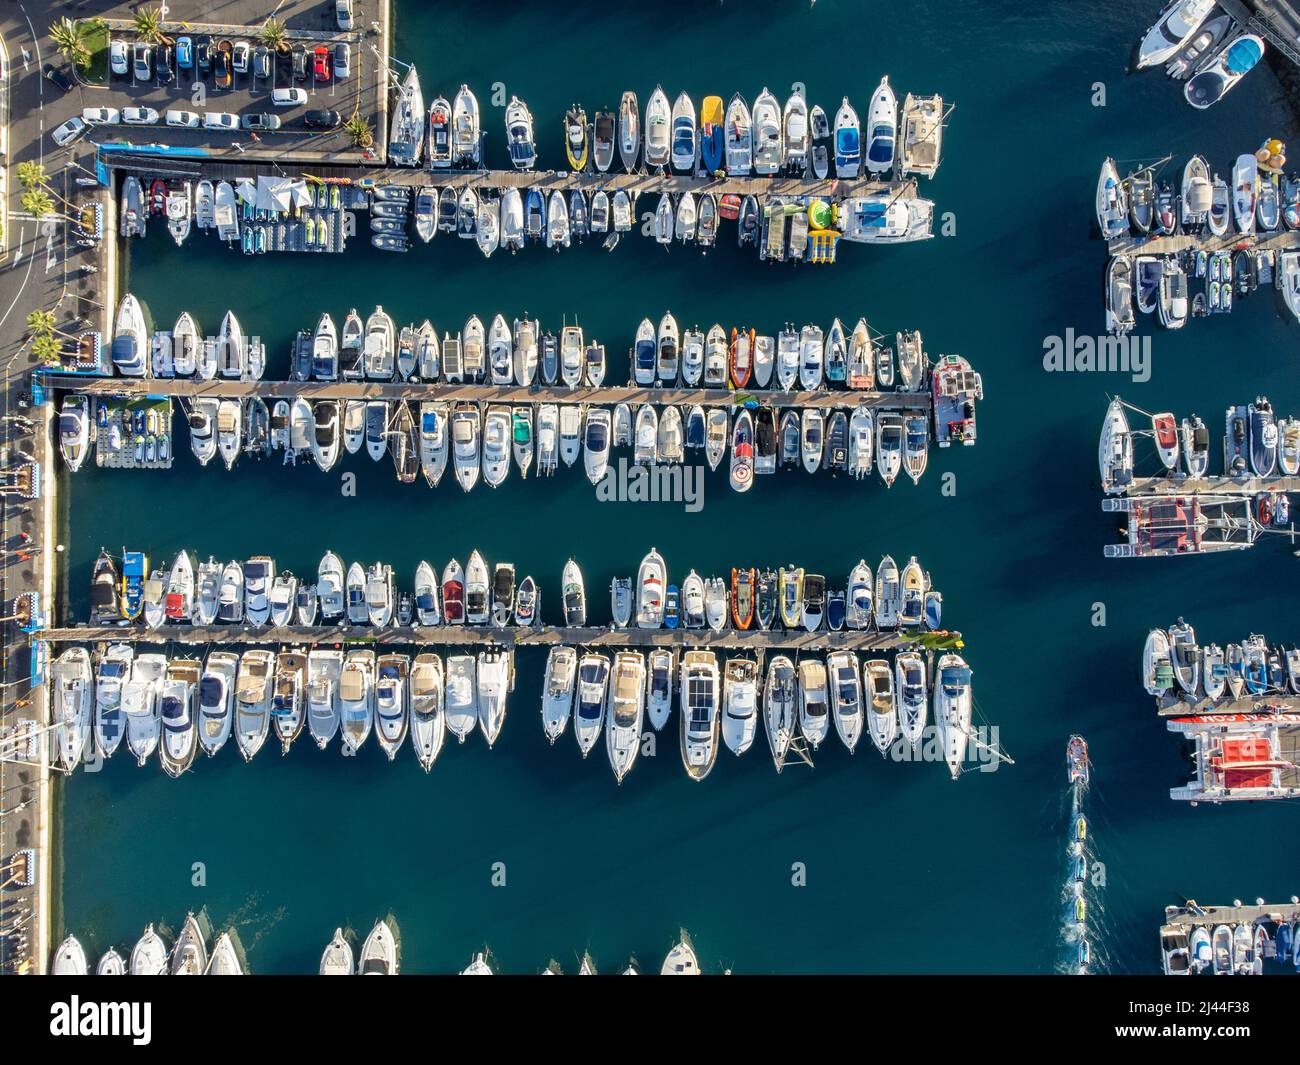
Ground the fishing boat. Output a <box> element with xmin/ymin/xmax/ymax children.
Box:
<box><xmin>607</xmin><ymin>651</ymin><xmax>646</xmax><ymax>782</ymax></box>
<box><xmin>452</xmin><ymin>84</ymin><xmax>481</xmax><ymax>166</ymax></box>
<box><xmin>619</xmin><ymin>90</ymin><xmax>640</xmax><ymax>171</ymax></box>
<box><xmin>427</xmin><ymin>95</ymin><xmax>453</xmax><ymax>168</ymax></box>
<box><xmin>574</xmin><ymin>652</ymin><xmax>610</xmax><ymax>757</ymax></box>
<box><xmin>644</xmin><ymin>86</ymin><xmax>671</xmax><ymax>169</ymax></box>
<box><xmin>1186</xmin><ymin>34</ymin><xmax>1265</xmax><ymax>109</ymax></box>
<box><xmin>752</xmin><ymin>88</ymin><xmax>782</xmax><ymax>175</ymax></box>
<box><xmin>389</xmin><ymin>65</ymin><xmax>425</xmax><ymax>166</ymax></box>
<box><xmin>504</xmin><ymin>95</ymin><xmax>537</xmax><ymax>170</ymax></box>
<box><xmin>833</xmin><ymin>97</ymin><xmax>861</xmax><ymax>178</ymax></box>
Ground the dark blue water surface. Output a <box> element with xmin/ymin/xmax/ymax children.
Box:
<box><xmin>58</xmin><ymin>1</ymin><xmax>1300</xmax><ymax>973</ymax></box>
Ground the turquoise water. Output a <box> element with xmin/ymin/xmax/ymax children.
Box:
<box><xmin>59</xmin><ymin>0</ymin><xmax>1300</xmax><ymax>974</ymax></box>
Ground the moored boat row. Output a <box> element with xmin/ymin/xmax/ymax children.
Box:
<box><xmin>51</xmin><ymin>914</ymin><xmax>242</xmax><ymax>975</ymax></box>
<box><xmin>1142</xmin><ymin>619</ymin><xmax>1300</xmax><ymax>702</ymax></box>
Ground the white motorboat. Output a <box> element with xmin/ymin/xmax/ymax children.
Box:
<box><xmin>679</xmin><ymin>651</ymin><xmax>720</xmax><ymax>781</ymax></box>
<box><xmin>123</xmin><ymin>652</ymin><xmax>165</xmax><ymax>767</ymax></box>
<box><xmin>670</xmin><ymin>90</ymin><xmax>697</xmax><ymax>173</ymax></box>
<box><xmin>798</xmin><ymin>323</ymin><xmax>823</xmax><ymax>389</ymax></box>
<box><xmin>541</xmin><ymin>646</ymin><xmax>577</xmax><ymax>744</ymax></box>
<box><xmin>619</xmin><ymin>90</ymin><xmax>640</xmax><ymax>172</ymax></box>
<box><xmin>1137</xmin><ymin>0</ymin><xmax>1216</xmax><ymax>68</ymax></box>
<box><xmin>763</xmin><ymin>655</ymin><xmax>796</xmax><ymax>770</ymax></box>
<box><xmin>827</xmin><ymin>651</ymin><xmax>863</xmax><ymax>752</ymax></box>
<box><xmin>934</xmin><ymin>654</ymin><xmax>973</xmax><ymax>780</ymax></box>
<box><xmin>452</xmin><ymin>402</ymin><xmax>481</xmax><ymax>492</ymax></box>
<box><xmin>53</xmin><ymin>647</ymin><xmax>92</xmax><ymax>771</ymax></box>
<box><xmin>452</xmin><ymin>84</ymin><xmax>481</xmax><ymax>166</ymax></box>
<box><xmin>234</xmin><ymin>648</ymin><xmax>275</xmax><ymax>761</ymax></box>
<box><xmin>320</xmin><ymin>929</ymin><xmax>354</xmax><ymax>975</ymax></box>
<box><xmin>725</xmin><ymin>93</ymin><xmax>752</xmax><ymax>175</ymax></box>
<box><xmin>606</xmin><ymin>651</ymin><xmax>646</xmax><ymax>782</ymax></box>
<box><xmin>481</xmin><ymin>405</ymin><xmax>512</xmax><ymax>487</ymax></box>
<box><xmin>895</xmin><ymin>650</ymin><xmax>928</xmax><ymax>749</ymax></box>
<box><xmin>864</xmin><ymin>76</ymin><xmax>897</xmax><ymax>175</ymax></box>
<box><xmin>306</xmin><ymin>647</ymin><xmax>342</xmax><ymax>750</ymax></box>
<box><xmin>833</xmin><ymin>97</ymin><xmax>861</xmax><ymax>178</ymax></box>
<box><xmin>797</xmin><ymin>658</ymin><xmax>829</xmax><ymax>750</ymax></box>
<box><xmin>159</xmin><ymin>657</ymin><xmax>200</xmax><ymax>777</ymax></box>
<box><xmin>94</xmin><ymin>642</ymin><xmax>132</xmax><ymax>759</ymax></box>
<box><xmin>752</xmin><ymin>88</ymin><xmax>782</xmax><ymax>175</ymax></box>
<box><xmin>721</xmin><ymin>658</ymin><xmax>758</xmax><ymax>756</ymax></box>
<box><xmin>865</xmin><ymin>658</ymin><xmax>897</xmax><ymax>754</ymax></box>
<box><xmin>574</xmin><ymin>652</ymin><xmax>610</xmax><ymax>757</ymax></box>
<box><xmin>339</xmin><ymin>649</ymin><xmax>375</xmax><ymax>754</ymax></box>
<box><xmin>359</xmin><ymin>919</ymin><xmax>398</xmax><ymax>975</ymax></box>
<box><xmin>374</xmin><ymin>653</ymin><xmax>409</xmax><ymax>760</ymax></box>
<box><xmin>644</xmin><ymin>85</ymin><xmax>671</xmax><ymax>169</ymax></box>
<box><xmin>476</xmin><ymin>650</ymin><xmax>511</xmax><ymax>748</ymax></box>
<box><xmin>130</xmin><ymin>925</ymin><xmax>168</xmax><ymax>975</ymax></box>
<box><xmin>583</xmin><ymin>406</ymin><xmax>611</xmax><ymax>484</ymax></box>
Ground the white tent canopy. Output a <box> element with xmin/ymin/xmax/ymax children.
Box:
<box><xmin>234</xmin><ymin>175</ymin><xmax>313</xmax><ymax>212</ymax></box>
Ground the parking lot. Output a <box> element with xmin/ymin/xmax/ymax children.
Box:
<box><xmin>50</xmin><ymin>0</ymin><xmax>387</xmax><ymax>163</ymax></box>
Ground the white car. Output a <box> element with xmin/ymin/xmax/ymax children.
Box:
<box><xmin>81</xmin><ymin>106</ymin><xmax>120</xmax><ymax>125</ymax></box>
<box><xmin>165</xmin><ymin>109</ymin><xmax>201</xmax><ymax>128</ymax></box>
<box><xmin>271</xmin><ymin>87</ymin><xmax>308</xmax><ymax>107</ymax></box>
<box><xmin>203</xmin><ymin>112</ymin><xmax>240</xmax><ymax>131</ymax></box>
<box><xmin>109</xmin><ymin>40</ymin><xmax>128</xmax><ymax>76</ymax></box>
<box><xmin>122</xmin><ymin>107</ymin><xmax>160</xmax><ymax>125</ymax></box>
<box><xmin>51</xmin><ymin>116</ymin><xmax>87</xmax><ymax>147</ymax></box>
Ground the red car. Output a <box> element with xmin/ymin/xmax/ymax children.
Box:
<box><xmin>313</xmin><ymin>46</ymin><xmax>331</xmax><ymax>81</ymax></box>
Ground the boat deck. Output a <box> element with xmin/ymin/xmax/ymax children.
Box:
<box><xmin>53</xmin><ymin>376</ymin><xmax>935</xmax><ymax>411</ymax></box>
<box><xmin>34</xmin><ymin>624</ymin><xmax>962</xmax><ymax>653</ymax></box>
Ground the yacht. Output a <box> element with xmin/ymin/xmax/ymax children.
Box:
<box><xmin>644</xmin><ymin>85</ymin><xmax>671</xmax><ymax>169</ymax></box>
<box><xmin>444</xmin><ymin>654</ymin><xmax>477</xmax><ymax>742</ymax></box>
<box><xmin>1138</xmin><ymin>0</ymin><xmax>1217</xmax><ymax>68</ymax></box>
<box><xmin>504</xmin><ymin>95</ymin><xmax>537</xmax><ymax>170</ymax></box>
<box><xmin>574</xmin><ymin>653</ymin><xmax>610</xmax><ymax>757</ymax></box>
<box><xmin>363</xmin><ymin>560</ymin><xmax>395</xmax><ymax>629</ymax></box>
<box><xmin>170</xmin><ymin>913</ymin><xmax>208</xmax><ymax>975</ymax></box>
<box><xmin>320</xmin><ymin>929</ymin><xmax>354</xmax><ymax>975</ymax></box>
<box><xmin>541</xmin><ymin>646</ymin><xmax>577</xmax><ymax>744</ymax></box>
<box><xmin>865</xmin><ymin>659</ymin><xmax>897</xmax><ymax>754</ymax></box>
<box><xmin>481</xmin><ymin>405</ymin><xmax>512</xmax><ymax>487</ymax></box>
<box><xmin>270</xmin><ymin>650</ymin><xmax>307</xmax><ymax>754</ymax></box>
<box><xmin>679</xmin><ymin>651</ymin><xmax>720</xmax><ymax>781</ymax></box>
<box><xmin>359</xmin><ymin>920</ymin><xmax>399</xmax><ymax>975</ymax></box>
<box><xmin>409</xmin><ymin>653</ymin><xmax>445</xmax><ymax>770</ymax></box>
<box><xmin>234</xmin><ymin>648</ymin><xmax>275</xmax><ymax>761</ymax></box>
<box><xmin>465</xmin><ymin>551</ymin><xmax>490</xmax><ymax>624</ymax></box>
<box><xmin>374</xmin><ymin>653</ymin><xmax>409</xmax><ymax>760</ymax></box>
<box><xmin>721</xmin><ymin>658</ymin><xmax>759</xmax><ymax>756</ymax></box>
<box><xmin>306</xmin><ymin>647</ymin><xmax>343</xmax><ymax>750</ymax></box>
<box><xmin>94</xmin><ymin>643</ymin><xmax>132</xmax><ymax>759</ymax></box>
<box><xmin>111</xmin><ymin>293</ymin><xmax>149</xmax><ymax>376</ymax></box>
<box><xmin>725</xmin><ymin>94</ymin><xmax>752</xmax><ymax>175</ymax></box>
<box><xmin>606</xmin><ymin>651</ymin><xmax>646</xmax><ymax>782</ymax></box>
<box><xmin>477</xmin><ymin>650</ymin><xmax>511</xmax><ymax>748</ymax></box>
<box><xmin>123</xmin><ymin>652</ymin><xmax>165</xmax><ymax>766</ymax></box>
<box><xmin>896</xmin><ymin>650</ymin><xmax>928</xmax><ymax>749</ymax></box>
<box><xmin>53</xmin><ymin>648</ymin><xmax>93</xmax><ymax>772</ymax></box>
<box><xmin>452</xmin><ymin>402</ymin><xmax>482</xmax><ymax>492</ymax></box>
<box><xmin>130</xmin><ymin>925</ymin><xmax>168</xmax><ymax>975</ymax></box>
<box><xmin>158</xmin><ymin>658</ymin><xmax>200</xmax><ymax>777</ymax></box>
<box><xmin>864</xmin><ymin>76</ymin><xmax>897</xmax><ymax>174</ymax></box>
<box><xmin>827</xmin><ymin>651</ymin><xmax>864</xmax><ymax>752</ymax></box>
<box><xmin>339</xmin><ymin>649</ymin><xmax>376</xmax><ymax>754</ymax></box>
<box><xmin>934</xmin><ymin>654</ymin><xmax>973</xmax><ymax>780</ymax></box>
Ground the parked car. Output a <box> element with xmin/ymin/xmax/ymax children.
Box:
<box><xmin>203</xmin><ymin>112</ymin><xmax>240</xmax><ymax>131</ymax></box>
<box><xmin>176</xmin><ymin>37</ymin><xmax>193</xmax><ymax>68</ymax></box>
<box><xmin>232</xmin><ymin>42</ymin><xmax>250</xmax><ymax>74</ymax></box>
<box><xmin>155</xmin><ymin>44</ymin><xmax>174</xmax><ymax>83</ymax></box>
<box><xmin>51</xmin><ymin>116</ymin><xmax>88</xmax><ymax>147</ymax></box>
<box><xmin>272</xmin><ymin>87</ymin><xmax>308</xmax><ymax>107</ymax></box>
<box><xmin>195</xmin><ymin>37</ymin><xmax>212</xmax><ymax>73</ymax></box>
<box><xmin>214</xmin><ymin>44</ymin><xmax>232</xmax><ymax>89</ymax></box>
<box><xmin>43</xmin><ymin>64</ymin><xmax>74</xmax><ymax>93</ymax></box>
<box><xmin>292</xmin><ymin>45</ymin><xmax>308</xmax><ymax>81</ymax></box>
<box><xmin>336</xmin><ymin>0</ymin><xmax>354</xmax><ymax>30</ymax></box>
<box><xmin>241</xmin><ymin>113</ymin><xmax>281</xmax><ymax>131</ymax></box>
<box><xmin>333</xmin><ymin>43</ymin><xmax>350</xmax><ymax>79</ymax></box>
<box><xmin>304</xmin><ymin>109</ymin><xmax>341</xmax><ymax>129</ymax></box>
<box><xmin>122</xmin><ymin>107</ymin><xmax>160</xmax><ymax>125</ymax></box>
<box><xmin>81</xmin><ymin>107</ymin><xmax>120</xmax><ymax>125</ymax></box>
<box><xmin>313</xmin><ymin>46</ymin><xmax>331</xmax><ymax>81</ymax></box>
<box><xmin>109</xmin><ymin>40</ymin><xmax>128</xmax><ymax>76</ymax></box>
<box><xmin>253</xmin><ymin>46</ymin><xmax>271</xmax><ymax>80</ymax></box>
<box><xmin>165</xmin><ymin>109</ymin><xmax>201</xmax><ymax>128</ymax></box>
<box><xmin>132</xmin><ymin>43</ymin><xmax>152</xmax><ymax>81</ymax></box>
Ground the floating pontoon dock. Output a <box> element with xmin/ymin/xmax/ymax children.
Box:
<box><xmin>1163</xmin><ymin>899</ymin><xmax>1300</xmax><ymax>934</ymax></box>
<box><xmin>34</xmin><ymin>625</ymin><xmax>962</xmax><ymax>653</ymax></box>
<box><xmin>56</xmin><ymin>377</ymin><xmax>933</xmax><ymax>412</ymax></box>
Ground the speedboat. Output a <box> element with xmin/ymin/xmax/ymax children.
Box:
<box><xmin>428</xmin><ymin>96</ymin><xmax>453</xmax><ymax>167</ymax></box>
<box><xmin>1181</xmin><ymin>154</ymin><xmax>1212</xmax><ymax>228</ymax></box>
<box><xmin>444</xmin><ymin>654</ymin><xmax>476</xmax><ymax>741</ymax></box>
<box><xmin>1138</xmin><ymin>0</ymin><xmax>1216</xmax><ymax>68</ymax></box>
<box><xmin>564</xmin><ymin>104</ymin><xmax>589</xmax><ymax>171</ymax></box>
<box><xmin>359</xmin><ymin>920</ymin><xmax>398</xmax><ymax>975</ymax></box>
<box><xmin>481</xmin><ymin>405</ymin><xmax>512</xmax><ymax>487</ymax></box>
<box><xmin>1181</xmin><ymin>415</ymin><xmax>1209</xmax><ymax>478</ymax></box>
<box><xmin>636</xmin><ymin>549</ymin><xmax>667</xmax><ymax>629</ymax></box>
<box><xmin>720</xmin><ymin>658</ymin><xmax>758</xmax><ymax>756</ymax></box>
<box><xmin>875</xmin><ymin>413</ymin><xmax>903</xmax><ymax>485</ymax></box>
<box><xmin>864</xmin><ymin>76</ymin><xmax>897</xmax><ymax>175</ymax></box>
<box><xmin>542</xmin><ymin>646</ymin><xmax>577</xmax><ymax>744</ymax></box>
<box><xmin>338</xmin><ymin>649</ymin><xmax>375</xmax><ymax>754</ymax></box>
<box><xmin>112</xmin><ymin>293</ymin><xmax>149</xmax><ymax>376</ymax></box>
<box><xmin>94</xmin><ymin>643</ymin><xmax>132</xmax><ymax>759</ymax></box>
<box><xmin>1152</xmin><ymin>412</ymin><xmax>1180</xmax><ymax>470</ymax></box>
<box><xmin>452</xmin><ymin>402</ymin><xmax>481</xmax><ymax>492</ymax></box>
<box><xmin>810</xmin><ymin>104</ymin><xmax>830</xmax><ymax>178</ymax></box>
<box><xmin>800</xmin><ymin>409</ymin><xmax>823</xmax><ymax>473</ymax></box>
<box><xmin>1143</xmin><ymin>628</ymin><xmax>1174</xmax><ymax>696</ymax></box>
<box><xmin>934</xmin><ymin>654</ymin><xmax>973</xmax><ymax>780</ymax></box>
<box><xmin>783</xmin><ymin>91</ymin><xmax>809</xmax><ymax>173</ymax></box>
<box><xmin>58</xmin><ymin>395</ymin><xmax>92</xmax><ymax>472</ymax></box>
<box><xmin>680</xmin><ymin>651</ymin><xmax>720</xmax><ymax>780</ymax></box>
<box><xmin>798</xmin><ymin>323</ymin><xmax>823</xmax><ymax>389</ymax></box>
<box><xmin>725</xmin><ymin>94</ymin><xmax>752</xmax><ymax>175</ymax></box>
<box><xmin>657</xmin><ymin>312</ymin><xmax>680</xmax><ymax>383</ymax></box>
<box><xmin>670</xmin><ymin>91</ymin><xmax>696</xmax><ymax>173</ymax></box>
<box><xmin>618</xmin><ymin>90</ymin><xmax>640</xmax><ymax>172</ymax></box>
<box><xmin>465</xmin><ymin>551</ymin><xmax>490</xmax><ymax>625</ymax></box>
<box><xmin>895</xmin><ymin>650</ymin><xmax>927</xmax><ymax>749</ymax></box>
<box><xmin>1168</xmin><ymin>618</ymin><xmax>1200</xmax><ymax>695</ymax></box>
<box><xmin>865</xmin><ymin>659</ymin><xmax>897</xmax><ymax>754</ymax></box>
<box><xmin>562</xmin><ymin>558</ymin><xmax>586</xmax><ymax>626</ymax></box>
<box><xmin>706</xmin><ymin>408</ymin><xmax>728</xmax><ymax>471</ymax></box>
<box><xmin>53</xmin><ymin>648</ymin><xmax>93</xmax><ymax>771</ymax></box>
<box><xmin>833</xmin><ymin>97</ymin><xmax>861</xmax><ymax>178</ymax></box>
<box><xmin>827</xmin><ymin>651</ymin><xmax>863</xmax><ymax>752</ymax></box>
<box><xmin>644</xmin><ymin>86</ymin><xmax>671</xmax><ymax>170</ymax></box>
<box><xmin>1096</xmin><ymin>158</ymin><xmax>1129</xmax><ymax>238</ymax></box>
<box><xmin>583</xmin><ymin>406</ymin><xmax>611</xmax><ymax>484</ymax></box>
<box><xmin>546</xmin><ymin>189</ymin><xmax>570</xmax><ymax>249</ymax></box>
<box><xmin>504</xmin><ymin>95</ymin><xmax>537</xmax><ymax>170</ymax></box>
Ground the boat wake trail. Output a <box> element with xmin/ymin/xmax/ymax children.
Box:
<box><xmin>1057</xmin><ymin>735</ymin><xmax>1100</xmax><ymax>975</ymax></box>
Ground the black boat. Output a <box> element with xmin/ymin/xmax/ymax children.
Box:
<box><xmin>755</xmin><ymin>570</ymin><xmax>777</xmax><ymax>631</ymax></box>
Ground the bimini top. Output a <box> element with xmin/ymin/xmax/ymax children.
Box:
<box><xmin>1225</xmin><ymin>37</ymin><xmax>1264</xmax><ymax>74</ymax></box>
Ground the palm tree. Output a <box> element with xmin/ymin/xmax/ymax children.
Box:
<box><xmin>16</xmin><ymin>161</ymin><xmax>47</xmax><ymax>191</ymax></box>
<box><xmin>48</xmin><ymin>17</ymin><xmax>91</xmax><ymax>70</ymax></box>
<box><xmin>26</xmin><ymin>311</ymin><xmax>56</xmax><ymax>338</ymax></box>
<box><xmin>259</xmin><ymin>17</ymin><xmax>290</xmax><ymax>53</ymax></box>
<box><xmin>20</xmin><ymin>188</ymin><xmax>76</xmax><ymax>226</ymax></box>
<box><xmin>133</xmin><ymin>7</ymin><xmax>170</xmax><ymax>45</ymax></box>
<box><xmin>31</xmin><ymin>334</ymin><xmax>62</xmax><ymax>367</ymax></box>
<box><xmin>344</xmin><ymin>110</ymin><xmax>374</xmax><ymax>150</ymax></box>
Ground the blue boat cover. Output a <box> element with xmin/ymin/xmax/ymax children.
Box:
<box><xmin>1226</xmin><ymin>38</ymin><xmax>1263</xmax><ymax>74</ymax></box>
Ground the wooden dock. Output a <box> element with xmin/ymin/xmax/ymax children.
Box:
<box><xmin>1163</xmin><ymin>899</ymin><xmax>1300</xmax><ymax>934</ymax></box>
<box><xmin>110</xmin><ymin>154</ymin><xmax>917</xmax><ymax>203</ymax></box>
<box><xmin>1156</xmin><ymin>690</ymin><xmax>1300</xmax><ymax>717</ymax></box>
<box><xmin>33</xmin><ymin>624</ymin><xmax>961</xmax><ymax>653</ymax></box>
<box><xmin>56</xmin><ymin>377</ymin><xmax>934</xmax><ymax>412</ymax></box>
<box><xmin>1105</xmin><ymin>225</ymin><xmax>1300</xmax><ymax>259</ymax></box>
<box><xmin>1118</xmin><ymin>472</ymin><xmax>1300</xmax><ymax>497</ymax></box>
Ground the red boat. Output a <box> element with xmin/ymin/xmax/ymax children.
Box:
<box><xmin>150</xmin><ymin>179</ymin><xmax>168</xmax><ymax>217</ymax></box>
<box><xmin>441</xmin><ymin>569</ymin><xmax>465</xmax><ymax>624</ymax></box>
<box><xmin>729</xmin><ymin>326</ymin><xmax>753</xmax><ymax>387</ymax></box>
<box><xmin>1151</xmin><ymin>412</ymin><xmax>1179</xmax><ymax>470</ymax></box>
<box><xmin>718</xmin><ymin>193</ymin><xmax>742</xmax><ymax>221</ymax></box>
<box><xmin>730</xmin><ymin>567</ymin><xmax>755</xmax><ymax>630</ymax></box>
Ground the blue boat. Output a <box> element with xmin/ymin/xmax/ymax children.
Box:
<box><xmin>121</xmin><ymin>549</ymin><xmax>148</xmax><ymax>622</ymax></box>
<box><xmin>664</xmin><ymin>585</ymin><xmax>680</xmax><ymax>629</ymax></box>
<box><xmin>700</xmin><ymin>95</ymin><xmax>724</xmax><ymax>173</ymax></box>
<box><xmin>1277</xmin><ymin>920</ymin><xmax>1293</xmax><ymax>964</ymax></box>
<box><xmin>924</xmin><ymin>590</ymin><xmax>943</xmax><ymax>630</ymax></box>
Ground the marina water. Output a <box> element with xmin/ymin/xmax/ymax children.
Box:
<box><xmin>59</xmin><ymin>0</ymin><xmax>1300</xmax><ymax>972</ymax></box>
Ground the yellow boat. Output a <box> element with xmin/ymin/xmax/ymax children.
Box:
<box><xmin>564</xmin><ymin>106</ymin><xmax>589</xmax><ymax>172</ymax></box>
<box><xmin>700</xmin><ymin>95</ymin><xmax>724</xmax><ymax>172</ymax></box>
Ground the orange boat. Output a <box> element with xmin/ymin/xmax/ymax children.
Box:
<box><xmin>731</xmin><ymin>567</ymin><xmax>755</xmax><ymax>629</ymax></box>
<box><xmin>729</xmin><ymin>326</ymin><xmax>754</xmax><ymax>387</ymax></box>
